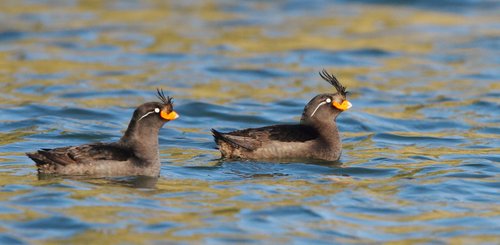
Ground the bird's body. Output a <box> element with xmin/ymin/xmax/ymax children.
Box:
<box><xmin>212</xmin><ymin>123</ymin><xmax>342</xmax><ymax>161</ymax></box>
<box><xmin>27</xmin><ymin>90</ymin><xmax>178</xmax><ymax>177</ymax></box>
<box><xmin>28</xmin><ymin>142</ymin><xmax>160</xmax><ymax>176</ymax></box>
<box><xmin>212</xmin><ymin>70</ymin><xmax>351</xmax><ymax>162</ymax></box>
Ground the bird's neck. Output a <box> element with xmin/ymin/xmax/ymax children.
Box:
<box><xmin>120</xmin><ymin>120</ymin><xmax>161</xmax><ymax>164</ymax></box>
<box><xmin>301</xmin><ymin>118</ymin><xmax>342</xmax><ymax>157</ymax></box>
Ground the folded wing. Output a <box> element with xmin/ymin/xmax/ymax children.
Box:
<box><xmin>212</xmin><ymin>124</ymin><xmax>319</xmax><ymax>151</ymax></box>
<box><xmin>27</xmin><ymin>143</ymin><xmax>132</xmax><ymax>167</ymax></box>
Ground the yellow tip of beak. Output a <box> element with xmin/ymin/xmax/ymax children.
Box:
<box><xmin>161</xmin><ymin>110</ymin><xmax>179</xmax><ymax>120</ymax></box>
<box><xmin>333</xmin><ymin>100</ymin><xmax>352</xmax><ymax>111</ymax></box>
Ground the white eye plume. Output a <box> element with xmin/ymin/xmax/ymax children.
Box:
<box><xmin>310</xmin><ymin>97</ymin><xmax>334</xmax><ymax>118</ymax></box>
<box><xmin>138</xmin><ymin>108</ymin><xmax>160</xmax><ymax>122</ymax></box>
<box><xmin>310</xmin><ymin>101</ymin><xmax>327</xmax><ymax>118</ymax></box>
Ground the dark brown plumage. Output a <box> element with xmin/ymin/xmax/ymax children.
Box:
<box><xmin>27</xmin><ymin>89</ymin><xmax>179</xmax><ymax>177</ymax></box>
<box><xmin>212</xmin><ymin>70</ymin><xmax>352</xmax><ymax>161</ymax></box>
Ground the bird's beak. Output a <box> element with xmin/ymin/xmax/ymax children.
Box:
<box><xmin>160</xmin><ymin>110</ymin><xmax>179</xmax><ymax>120</ymax></box>
<box><xmin>333</xmin><ymin>100</ymin><xmax>352</xmax><ymax>111</ymax></box>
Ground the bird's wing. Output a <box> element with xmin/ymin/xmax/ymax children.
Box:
<box><xmin>213</xmin><ymin>125</ymin><xmax>319</xmax><ymax>151</ymax></box>
<box><xmin>32</xmin><ymin>143</ymin><xmax>132</xmax><ymax>166</ymax></box>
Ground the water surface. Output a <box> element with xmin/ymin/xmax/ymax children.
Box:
<box><xmin>0</xmin><ymin>0</ymin><xmax>499</xmax><ymax>244</ymax></box>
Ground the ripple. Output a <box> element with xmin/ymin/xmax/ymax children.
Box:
<box><xmin>135</xmin><ymin>221</ymin><xmax>179</xmax><ymax>233</ymax></box>
<box><xmin>291</xmin><ymin>48</ymin><xmax>393</xmax><ymax>68</ymax></box>
<box><xmin>374</xmin><ymin>132</ymin><xmax>465</xmax><ymax>146</ymax></box>
<box><xmin>0</xmin><ymin>235</ymin><xmax>24</xmax><ymax>245</ymax></box>
<box><xmin>13</xmin><ymin>216</ymin><xmax>89</xmax><ymax>240</ymax></box>
<box><xmin>206</xmin><ymin>67</ymin><xmax>289</xmax><ymax>80</ymax></box>
<box><xmin>0</xmin><ymin>30</ymin><xmax>24</xmax><ymax>42</ymax></box>
<box><xmin>178</xmin><ymin>101</ymin><xmax>277</xmax><ymax>127</ymax></box>
<box><xmin>240</xmin><ymin>206</ymin><xmax>323</xmax><ymax>231</ymax></box>
<box><xmin>10</xmin><ymin>191</ymin><xmax>75</xmax><ymax>208</ymax></box>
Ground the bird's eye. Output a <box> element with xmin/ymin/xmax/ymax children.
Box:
<box><xmin>326</xmin><ymin>98</ymin><xmax>332</xmax><ymax>103</ymax></box>
<box><xmin>154</xmin><ymin>108</ymin><xmax>160</xmax><ymax>113</ymax></box>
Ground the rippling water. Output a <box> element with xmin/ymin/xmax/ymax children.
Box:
<box><xmin>0</xmin><ymin>0</ymin><xmax>499</xmax><ymax>244</ymax></box>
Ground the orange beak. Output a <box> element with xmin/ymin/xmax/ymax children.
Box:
<box><xmin>333</xmin><ymin>100</ymin><xmax>352</xmax><ymax>111</ymax></box>
<box><xmin>160</xmin><ymin>110</ymin><xmax>179</xmax><ymax>120</ymax></box>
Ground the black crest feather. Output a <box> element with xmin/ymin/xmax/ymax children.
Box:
<box><xmin>319</xmin><ymin>69</ymin><xmax>347</xmax><ymax>96</ymax></box>
<box><xmin>156</xmin><ymin>88</ymin><xmax>173</xmax><ymax>105</ymax></box>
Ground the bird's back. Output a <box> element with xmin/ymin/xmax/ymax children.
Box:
<box><xmin>27</xmin><ymin>142</ymin><xmax>160</xmax><ymax>177</ymax></box>
<box><xmin>212</xmin><ymin>124</ymin><xmax>340</xmax><ymax>161</ymax></box>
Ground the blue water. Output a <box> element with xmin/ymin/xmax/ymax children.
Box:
<box><xmin>0</xmin><ymin>0</ymin><xmax>499</xmax><ymax>244</ymax></box>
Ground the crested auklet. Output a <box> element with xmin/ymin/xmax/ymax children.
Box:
<box><xmin>212</xmin><ymin>70</ymin><xmax>352</xmax><ymax>161</ymax></box>
<box><xmin>27</xmin><ymin>89</ymin><xmax>179</xmax><ymax>177</ymax></box>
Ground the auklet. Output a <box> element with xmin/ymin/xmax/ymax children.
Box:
<box><xmin>212</xmin><ymin>70</ymin><xmax>352</xmax><ymax>161</ymax></box>
<box><xmin>27</xmin><ymin>89</ymin><xmax>179</xmax><ymax>177</ymax></box>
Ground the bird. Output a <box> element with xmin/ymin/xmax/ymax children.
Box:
<box><xmin>211</xmin><ymin>70</ymin><xmax>352</xmax><ymax>161</ymax></box>
<box><xmin>26</xmin><ymin>89</ymin><xmax>179</xmax><ymax>177</ymax></box>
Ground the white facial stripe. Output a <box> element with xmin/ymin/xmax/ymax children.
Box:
<box><xmin>138</xmin><ymin>111</ymin><xmax>155</xmax><ymax>121</ymax></box>
<box><xmin>310</xmin><ymin>101</ymin><xmax>327</xmax><ymax>117</ymax></box>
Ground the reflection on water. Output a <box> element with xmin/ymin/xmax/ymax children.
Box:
<box><xmin>0</xmin><ymin>0</ymin><xmax>499</xmax><ymax>244</ymax></box>
<box><xmin>37</xmin><ymin>175</ymin><xmax>160</xmax><ymax>189</ymax></box>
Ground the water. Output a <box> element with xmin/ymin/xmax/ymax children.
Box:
<box><xmin>0</xmin><ymin>0</ymin><xmax>499</xmax><ymax>244</ymax></box>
